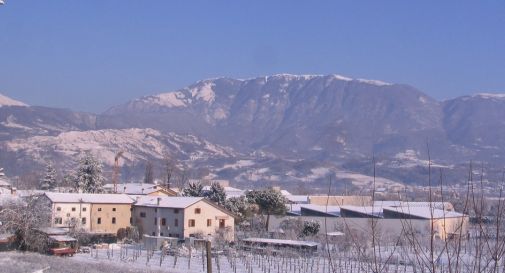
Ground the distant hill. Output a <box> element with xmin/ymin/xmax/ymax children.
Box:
<box><xmin>1</xmin><ymin>75</ymin><xmax>504</xmax><ymax>188</ymax></box>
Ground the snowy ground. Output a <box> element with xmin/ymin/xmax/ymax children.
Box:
<box><xmin>66</xmin><ymin>244</ymin><xmax>421</xmax><ymax>273</ymax></box>
<box><xmin>2</xmin><ymin>243</ymin><xmax>503</xmax><ymax>273</ymax></box>
<box><xmin>0</xmin><ymin>251</ymin><xmax>167</xmax><ymax>273</ymax></box>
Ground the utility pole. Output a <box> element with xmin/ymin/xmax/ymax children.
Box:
<box><xmin>206</xmin><ymin>240</ymin><xmax>212</xmax><ymax>273</ymax></box>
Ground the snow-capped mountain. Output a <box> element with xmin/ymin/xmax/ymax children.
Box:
<box><xmin>442</xmin><ymin>92</ymin><xmax>505</xmax><ymax>161</ymax></box>
<box><xmin>0</xmin><ymin>105</ymin><xmax>97</xmax><ymax>141</ymax></box>
<box><xmin>100</xmin><ymin>74</ymin><xmax>446</xmax><ymax>160</ymax></box>
<box><xmin>1</xmin><ymin>76</ymin><xmax>504</xmax><ymax>188</ymax></box>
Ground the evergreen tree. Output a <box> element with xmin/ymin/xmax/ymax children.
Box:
<box><xmin>40</xmin><ymin>162</ymin><xmax>57</xmax><ymax>191</ymax></box>
<box><xmin>62</xmin><ymin>173</ymin><xmax>76</xmax><ymax>189</ymax></box>
<box><xmin>224</xmin><ymin>196</ymin><xmax>251</xmax><ymax>223</ymax></box>
<box><xmin>300</xmin><ymin>220</ymin><xmax>320</xmax><ymax>237</ymax></box>
<box><xmin>246</xmin><ymin>189</ymin><xmax>287</xmax><ymax>231</ymax></box>
<box><xmin>205</xmin><ymin>182</ymin><xmax>226</xmax><ymax>206</ymax></box>
<box><xmin>74</xmin><ymin>153</ymin><xmax>104</xmax><ymax>193</ymax></box>
<box><xmin>182</xmin><ymin>181</ymin><xmax>204</xmax><ymax>197</ymax></box>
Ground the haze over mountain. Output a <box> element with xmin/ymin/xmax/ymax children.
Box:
<box><xmin>1</xmin><ymin>74</ymin><xmax>504</xmax><ymax>189</ymax></box>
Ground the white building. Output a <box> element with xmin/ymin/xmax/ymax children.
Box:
<box><xmin>133</xmin><ymin>196</ymin><xmax>235</xmax><ymax>241</ymax></box>
<box><xmin>270</xmin><ymin>201</ymin><xmax>468</xmax><ymax>241</ymax></box>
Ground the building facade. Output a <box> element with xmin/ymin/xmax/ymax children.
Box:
<box><xmin>44</xmin><ymin>192</ymin><xmax>134</xmax><ymax>235</ymax></box>
<box><xmin>133</xmin><ymin>196</ymin><xmax>235</xmax><ymax>241</ymax></box>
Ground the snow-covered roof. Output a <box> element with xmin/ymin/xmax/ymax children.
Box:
<box><xmin>280</xmin><ymin>190</ymin><xmax>291</xmax><ymax>196</ymax></box>
<box><xmin>45</xmin><ymin>192</ymin><xmax>134</xmax><ymax>204</ymax></box>
<box><xmin>103</xmin><ymin>183</ymin><xmax>169</xmax><ymax>195</ymax></box>
<box><xmin>37</xmin><ymin>227</ymin><xmax>68</xmax><ymax>235</ymax></box>
<box><xmin>373</xmin><ymin>201</ymin><xmax>454</xmax><ymax>211</ymax></box>
<box><xmin>286</xmin><ymin>204</ymin><xmax>302</xmax><ymax>215</ymax></box>
<box><xmin>340</xmin><ymin>205</ymin><xmax>384</xmax><ymax>217</ymax></box>
<box><xmin>285</xmin><ymin>195</ymin><xmax>309</xmax><ymax>204</ymax></box>
<box><xmin>134</xmin><ymin>196</ymin><xmax>203</xmax><ymax>209</ymax></box>
<box><xmin>383</xmin><ymin>207</ymin><xmax>466</xmax><ymax>220</ymax></box>
<box><xmin>201</xmin><ymin>185</ymin><xmax>244</xmax><ymax>199</ymax></box>
<box><xmin>0</xmin><ymin>193</ymin><xmax>22</xmax><ymax>206</ymax></box>
<box><xmin>49</xmin><ymin>235</ymin><xmax>77</xmax><ymax>242</ymax></box>
<box><xmin>224</xmin><ymin>186</ymin><xmax>245</xmax><ymax>197</ymax></box>
<box><xmin>242</xmin><ymin>238</ymin><xmax>318</xmax><ymax>248</ymax></box>
<box><xmin>300</xmin><ymin>204</ymin><xmax>341</xmax><ymax>217</ymax></box>
<box><xmin>326</xmin><ymin>231</ymin><xmax>345</xmax><ymax>236</ymax></box>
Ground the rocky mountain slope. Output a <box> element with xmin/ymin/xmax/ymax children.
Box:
<box><xmin>1</xmin><ymin>75</ymin><xmax>504</xmax><ymax>188</ymax></box>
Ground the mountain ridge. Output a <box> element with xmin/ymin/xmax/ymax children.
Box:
<box><xmin>1</xmin><ymin>74</ymin><xmax>504</xmax><ymax>188</ymax></box>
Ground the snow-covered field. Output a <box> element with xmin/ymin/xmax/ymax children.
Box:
<box><xmin>0</xmin><ymin>251</ymin><xmax>167</xmax><ymax>273</ymax></box>
<box><xmin>2</xmin><ymin>242</ymin><xmax>505</xmax><ymax>273</ymax></box>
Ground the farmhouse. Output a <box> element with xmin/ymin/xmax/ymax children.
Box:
<box><xmin>133</xmin><ymin>196</ymin><xmax>235</xmax><ymax>241</ymax></box>
<box><xmin>44</xmin><ymin>192</ymin><xmax>134</xmax><ymax>235</ymax></box>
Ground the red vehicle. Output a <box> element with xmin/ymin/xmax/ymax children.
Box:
<box><xmin>48</xmin><ymin>235</ymin><xmax>77</xmax><ymax>257</ymax></box>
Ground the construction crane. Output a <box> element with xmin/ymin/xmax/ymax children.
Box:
<box><xmin>112</xmin><ymin>151</ymin><xmax>125</xmax><ymax>193</ymax></box>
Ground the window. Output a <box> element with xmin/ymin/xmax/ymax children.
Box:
<box><xmin>188</xmin><ymin>219</ymin><xmax>195</xmax><ymax>227</ymax></box>
<box><xmin>152</xmin><ymin>232</ymin><xmax>155</xmax><ymax>236</ymax></box>
<box><xmin>56</xmin><ymin>207</ymin><xmax>61</xmax><ymax>211</ymax></box>
<box><xmin>71</xmin><ymin>207</ymin><xmax>76</xmax><ymax>212</ymax></box>
<box><xmin>112</xmin><ymin>217</ymin><xmax>116</xmax><ymax>224</ymax></box>
<box><xmin>140</xmin><ymin>212</ymin><xmax>146</xmax><ymax>218</ymax></box>
<box><xmin>219</xmin><ymin>219</ymin><xmax>225</xmax><ymax>228</ymax></box>
<box><xmin>161</xmin><ymin>218</ymin><xmax>166</xmax><ymax>226</ymax></box>
<box><xmin>174</xmin><ymin>209</ymin><xmax>179</xmax><ymax>214</ymax></box>
<box><xmin>54</xmin><ymin>217</ymin><xmax>62</xmax><ymax>224</ymax></box>
<box><xmin>98</xmin><ymin>208</ymin><xmax>102</xmax><ymax>212</ymax></box>
<box><xmin>97</xmin><ymin>217</ymin><xmax>102</xmax><ymax>224</ymax></box>
<box><xmin>82</xmin><ymin>207</ymin><xmax>87</xmax><ymax>212</ymax></box>
<box><xmin>81</xmin><ymin>218</ymin><xmax>86</xmax><ymax>225</ymax></box>
<box><xmin>160</xmin><ymin>232</ymin><xmax>164</xmax><ymax>236</ymax></box>
<box><xmin>66</xmin><ymin>213</ymin><xmax>70</xmax><ymax>217</ymax></box>
<box><xmin>112</xmin><ymin>208</ymin><xmax>116</xmax><ymax>212</ymax></box>
<box><xmin>195</xmin><ymin>208</ymin><xmax>201</xmax><ymax>214</ymax></box>
<box><xmin>207</xmin><ymin>219</ymin><xmax>212</xmax><ymax>227</ymax></box>
<box><xmin>174</xmin><ymin>219</ymin><xmax>179</xmax><ymax>227</ymax></box>
<box><xmin>154</xmin><ymin>208</ymin><xmax>157</xmax><ymax>213</ymax></box>
<box><xmin>154</xmin><ymin>218</ymin><xmax>157</xmax><ymax>225</ymax></box>
<box><xmin>130</xmin><ymin>217</ymin><xmax>132</xmax><ymax>224</ymax></box>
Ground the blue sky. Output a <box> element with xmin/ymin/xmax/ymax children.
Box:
<box><xmin>0</xmin><ymin>1</ymin><xmax>504</xmax><ymax>112</ymax></box>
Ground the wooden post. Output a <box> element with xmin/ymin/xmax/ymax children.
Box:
<box><xmin>206</xmin><ymin>240</ymin><xmax>213</xmax><ymax>273</ymax></box>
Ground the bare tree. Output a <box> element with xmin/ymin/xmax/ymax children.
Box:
<box><xmin>162</xmin><ymin>152</ymin><xmax>175</xmax><ymax>189</ymax></box>
<box><xmin>143</xmin><ymin>160</ymin><xmax>154</xmax><ymax>184</ymax></box>
<box><xmin>0</xmin><ymin>194</ymin><xmax>51</xmax><ymax>252</ymax></box>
